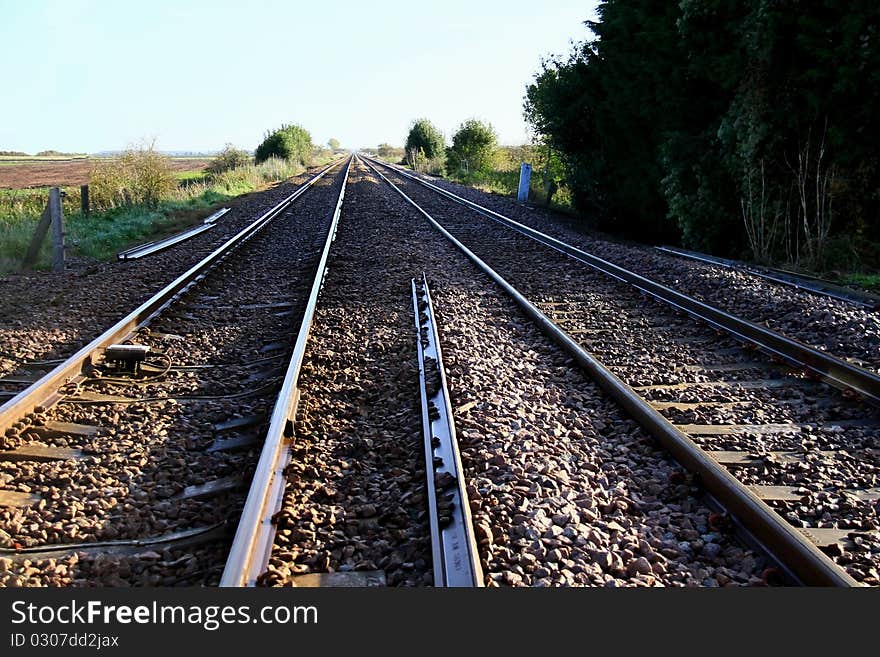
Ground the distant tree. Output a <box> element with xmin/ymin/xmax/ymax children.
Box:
<box><xmin>447</xmin><ymin>119</ymin><xmax>497</xmax><ymax>174</ymax></box>
<box><xmin>328</xmin><ymin>137</ymin><xmax>341</xmax><ymax>150</ymax></box>
<box><xmin>208</xmin><ymin>143</ymin><xmax>252</xmax><ymax>175</ymax></box>
<box><xmin>405</xmin><ymin>119</ymin><xmax>445</xmax><ymax>160</ymax></box>
<box><xmin>35</xmin><ymin>150</ymin><xmax>83</xmax><ymax>157</ymax></box>
<box><xmin>377</xmin><ymin>143</ymin><xmax>404</xmax><ymax>162</ymax></box>
<box><xmin>255</xmin><ymin>124</ymin><xmax>313</xmax><ymax>165</ymax></box>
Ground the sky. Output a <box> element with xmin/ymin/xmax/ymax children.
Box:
<box><xmin>0</xmin><ymin>0</ymin><xmax>597</xmax><ymax>153</ymax></box>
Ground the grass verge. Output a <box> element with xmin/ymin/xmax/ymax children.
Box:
<box><xmin>0</xmin><ymin>157</ymin><xmax>316</xmax><ymax>274</ymax></box>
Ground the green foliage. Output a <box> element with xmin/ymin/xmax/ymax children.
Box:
<box><xmin>207</xmin><ymin>144</ymin><xmax>252</xmax><ymax>175</ymax></box>
<box><xmin>328</xmin><ymin>138</ymin><xmax>341</xmax><ymax>150</ymax></box>
<box><xmin>0</xmin><ymin>158</ymin><xmax>305</xmax><ymax>273</ymax></box>
<box><xmin>0</xmin><ymin>151</ymin><xmax>29</xmax><ymax>157</ymax></box>
<box><xmin>405</xmin><ymin>119</ymin><xmax>445</xmax><ymax>161</ymax></box>
<box><xmin>254</xmin><ymin>124</ymin><xmax>313</xmax><ymax>165</ymax></box>
<box><xmin>445</xmin><ymin>144</ymin><xmax>573</xmax><ymax>210</ymax></box>
<box><xmin>446</xmin><ymin>119</ymin><xmax>498</xmax><ymax>175</ymax></box>
<box><xmin>377</xmin><ymin>143</ymin><xmax>404</xmax><ymax>162</ymax></box>
<box><xmin>89</xmin><ymin>143</ymin><xmax>176</xmax><ymax>209</ymax></box>
<box><xmin>524</xmin><ymin>0</ymin><xmax>880</xmax><ymax>269</ymax></box>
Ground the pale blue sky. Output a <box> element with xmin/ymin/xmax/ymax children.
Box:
<box><xmin>0</xmin><ymin>0</ymin><xmax>596</xmax><ymax>153</ymax></box>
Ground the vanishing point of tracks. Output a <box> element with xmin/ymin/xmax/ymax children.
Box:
<box><xmin>1</xmin><ymin>154</ymin><xmax>877</xmax><ymax>587</ymax></box>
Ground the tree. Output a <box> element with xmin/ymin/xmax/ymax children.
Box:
<box><xmin>405</xmin><ymin>119</ymin><xmax>445</xmax><ymax>160</ymax></box>
<box><xmin>525</xmin><ymin>1</ymin><xmax>880</xmax><ymax>265</ymax></box>
<box><xmin>328</xmin><ymin>138</ymin><xmax>340</xmax><ymax>150</ymax></box>
<box><xmin>447</xmin><ymin>119</ymin><xmax>497</xmax><ymax>174</ymax></box>
<box><xmin>207</xmin><ymin>143</ymin><xmax>251</xmax><ymax>174</ymax></box>
<box><xmin>255</xmin><ymin>124</ymin><xmax>313</xmax><ymax>165</ymax></box>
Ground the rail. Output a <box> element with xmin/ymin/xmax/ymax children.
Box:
<box><xmin>656</xmin><ymin>245</ymin><xmax>880</xmax><ymax>311</ymax></box>
<box><xmin>220</xmin><ymin>156</ymin><xmax>353</xmax><ymax>586</ymax></box>
<box><xmin>0</xmin><ymin>159</ymin><xmax>341</xmax><ymax>436</ymax></box>
<box><xmin>361</xmin><ymin>155</ymin><xmax>880</xmax><ymax>406</ymax></box>
<box><xmin>360</xmin><ymin>155</ymin><xmax>857</xmax><ymax>587</ymax></box>
<box><xmin>412</xmin><ymin>274</ymin><xmax>482</xmax><ymax>587</ymax></box>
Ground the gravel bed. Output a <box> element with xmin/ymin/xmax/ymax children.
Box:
<box><xmin>0</xmin><ymin>166</ymin><xmax>345</xmax><ymax>586</ymax></box>
<box><xmin>261</xmin><ymin>161</ymin><xmax>434</xmax><ymax>586</ymax></box>
<box><xmin>381</xmin><ymin>165</ymin><xmax>880</xmax><ymax>585</ymax></box>
<box><xmin>261</xmin><ymin>159</ymin><xmax>769</xmax><ymax>587</ymax></box>
<box><xmin>0</xmin><ymin>166</ymin><xmax>329</xmax><ymax>382</ymax></box>
<box><xmin>401</xmin><ymin>168</ymin><xmax>880</xmax><ymax>372</ymax></box>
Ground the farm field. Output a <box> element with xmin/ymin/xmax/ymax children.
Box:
<box><xmin>0</xmin><ymin>157</ymin><xmax>212</xmax><ymax>188</ymax></box>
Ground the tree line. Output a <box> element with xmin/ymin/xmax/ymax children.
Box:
<box><xmin>524</xmin><ymin>1</ymin><xmax>880</xmax><ymax>270</ymax></box>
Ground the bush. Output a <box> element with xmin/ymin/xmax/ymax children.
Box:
<box><xmin>377</xmin><ymin>143</ymin><xmax>404</xmax><ymax>161</ymax></box>
<box><xmin>405</xmin><ymin>119</ymin><xmax>445</xmax><ymax>160</ymax></box>
<box><xmin>208</xmin><ymin>144</ymin><xmax>252</xmax><ymax>175</ymax></box>
<box><xmin>254</xmin><ymin>124</ymin><xmax>313</xmax><ymax>165</ymax></box>
<box><xmin>89</xmin><ymin>143</ymin><xmax>176</xmax><ymax>209</ymax></box>
<box><xmin>447</xmin><ymin>119</ymin><xmax>497</xmax><ymax>175</ymax></box>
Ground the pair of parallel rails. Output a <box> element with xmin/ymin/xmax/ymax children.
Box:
<box><xmin>2</xmin><ymin>152</ymin><xmax>877</xmax><ymax>586</ymax></box>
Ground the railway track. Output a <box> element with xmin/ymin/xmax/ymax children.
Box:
<box><xmin>656</xmin><ymin>246</ymin><xmax>880</xmax><ymax>311</ymax></box>
<box><xmin>392</xmin><ymin>169</ymin><xmax>880</xmax><ymax>375</ymax></box>
<box><xmin>2</xmin><ymin>151</ymin><xmax>877</xmax><ymax>587</ymax></box>
<box><xmin>242</xmin><ymin>159</ymin><xmax>483</xmax><ymax>587</ymax></box>
<box><xmin>244</xmin><ymin>157</ymin><xmax>769</xmax><ymax>587</ymax></box>
<box><xmin>0</xmin><ymin>158</ymin><xmax>348</xmax><ymax>585</ymax></box>
<box><xmin>362</xmin><ymin>155</ymin><xmax>880</xmax><ymax>586</ymax></box>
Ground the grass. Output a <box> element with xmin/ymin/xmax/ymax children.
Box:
<box><xmin>0</xmin><ymin>157</ymin><xmax>312</xmax><ymax>274</ymax></box>
<box><xmin>841</xmin><ymin>273</ymin><xmax>880</xmax><ymax>294</ymax></box>
<box><xmin>175</xmin><ymin>169</ymin><xmax>209</xmax><ymax>183</ymax></box>
<box><xmin>447</xmin><ymin>167</ymin><xmax>574</xmax><ymax>213</ymax></box>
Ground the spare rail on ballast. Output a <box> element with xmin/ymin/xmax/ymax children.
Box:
<box><xmin>117</xmin><ymin>208</ymin><xmax>231</xmax><ymax>260</ymax></box>
<box><xmin>413</xmin><ymin>274</ymin><xmax>482</xmax><ymax>587</ymax></box>
<box><xmin>221</xmin><ymin>156</ymin><xmax>353</xmax><ymax>587</ymax></box>
<box><xmin>361</xmin><ymin>155</ymin><xmax>880</xmax><ymax>406</ymax></box>
<box><xmin>360</xmin><ymin>154</ymin><xmax>858</xmax><ymax>587</ymax></box>
<box><xmin>0</xmin><ymin>160</ymin><xmax>342</xmax><ymax>436</ymax></box>
<box><xmin>656</xmin><ymin>246</ymin><xmax>880</xmax><ymax>311</ymax></box>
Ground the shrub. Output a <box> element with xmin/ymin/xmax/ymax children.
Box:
<box><xmin>208</xmin><ymin>144</ymin><xmax>252</xmax><ymax>175</ymax></box>
<box><xmin>446</xmin><ymin>119</ymin><xmax>497</xmax><ymax>175</ymax></box>
<box><xmin>89</xmin><ymin>143</ymin><xmax>175</xmax><ymax>209</ymax></box>
<box><xmin>254</xmin><ymin>124</ymin><xmax>313</xmax><ymax>165</ymax></box>
<box><xmin>377</xmin><ymin>143</ymin><xmax>404</xmax><ymax>161</ymax></box>
<box><xmin>405</xmin><ymin>119</ymin><xmax>445</xmax><ymax>160</ymax></box>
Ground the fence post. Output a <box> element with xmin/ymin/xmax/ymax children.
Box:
<box><xmin>80</xmin><ymin>184</ymin><xmax>89</xmax><ymax>216</ymax></box>
<box><xmin>49</xmin><ymin>187</ymin><xmax>65</xmax><ymax>271</ymax></box>
<box><xmin>21</xmin><ymin>203</ymin><xmax>53</xmax><ymax>270</ymax></box>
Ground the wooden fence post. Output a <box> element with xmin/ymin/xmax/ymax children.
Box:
<box><xmin>49</xmin><ymin>187</ymin><xmax>65</xmax><ymax>271</ymax></box>
<box><xmin>80</xmin><ymin>184</ymin><xmax>89</xmax><ymax>216</ymax></box>
<box><xmin>21</xmin><ymin>203</ymin><xmax>52</xmax><ymax>270</ymax></box>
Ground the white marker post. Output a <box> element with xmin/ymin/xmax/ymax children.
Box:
<box><xmin>517</xmin><ymin>163</ymin><xmax>532</xmax><ymax>202</ymax></box>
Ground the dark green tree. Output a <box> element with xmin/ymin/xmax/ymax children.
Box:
<box><xmin>525</xmin><ymin>0</ymin><xmax>880</xmax><ymax>266</ymax></box>
<box><xmin>255</xmin><ymin>124</ymin><xmax>313</xmax><ymax>165</ymax></box>
<box><xmin>404</xmin><ymin>119</ymin><xmax>445</xmax><ymax>160</ymax></box>
<box><xmin>446</xmin><ymin>119</ymin><xmax>497</xmax><ymax>174</ymax></box>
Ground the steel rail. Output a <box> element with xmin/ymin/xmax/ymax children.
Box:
<box><xmin>361</xmin><ymin>155</ymin><xmax>857</xmax><ymax>587</ymax></box>
<box><xmin>0</xmin><ymin>159</ymin><xmax>342</xmax><ymax>436</ymax></box>
<box><xmin>117</xmin><ymin>208</ymin><xmax>230</xmax><ymax>260</ymax></box>
<box><xmin>220</xmin><ymin>156</ymin><xmax>353</xmax><ymax>587</ymax></box>
<box><xmin>412</xmin><ymin>274</ymin><xmax>483</xmax><ymax>587</ymax></box>
<box><xmin>363</xmin><ymin>155</ymin><xmax>880</xmax><ymax>405</ymax></box>
<box><xmin>656</xmin><ymin>246</ymin><xmax>880</xmax><ymax>311</ymax></box>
